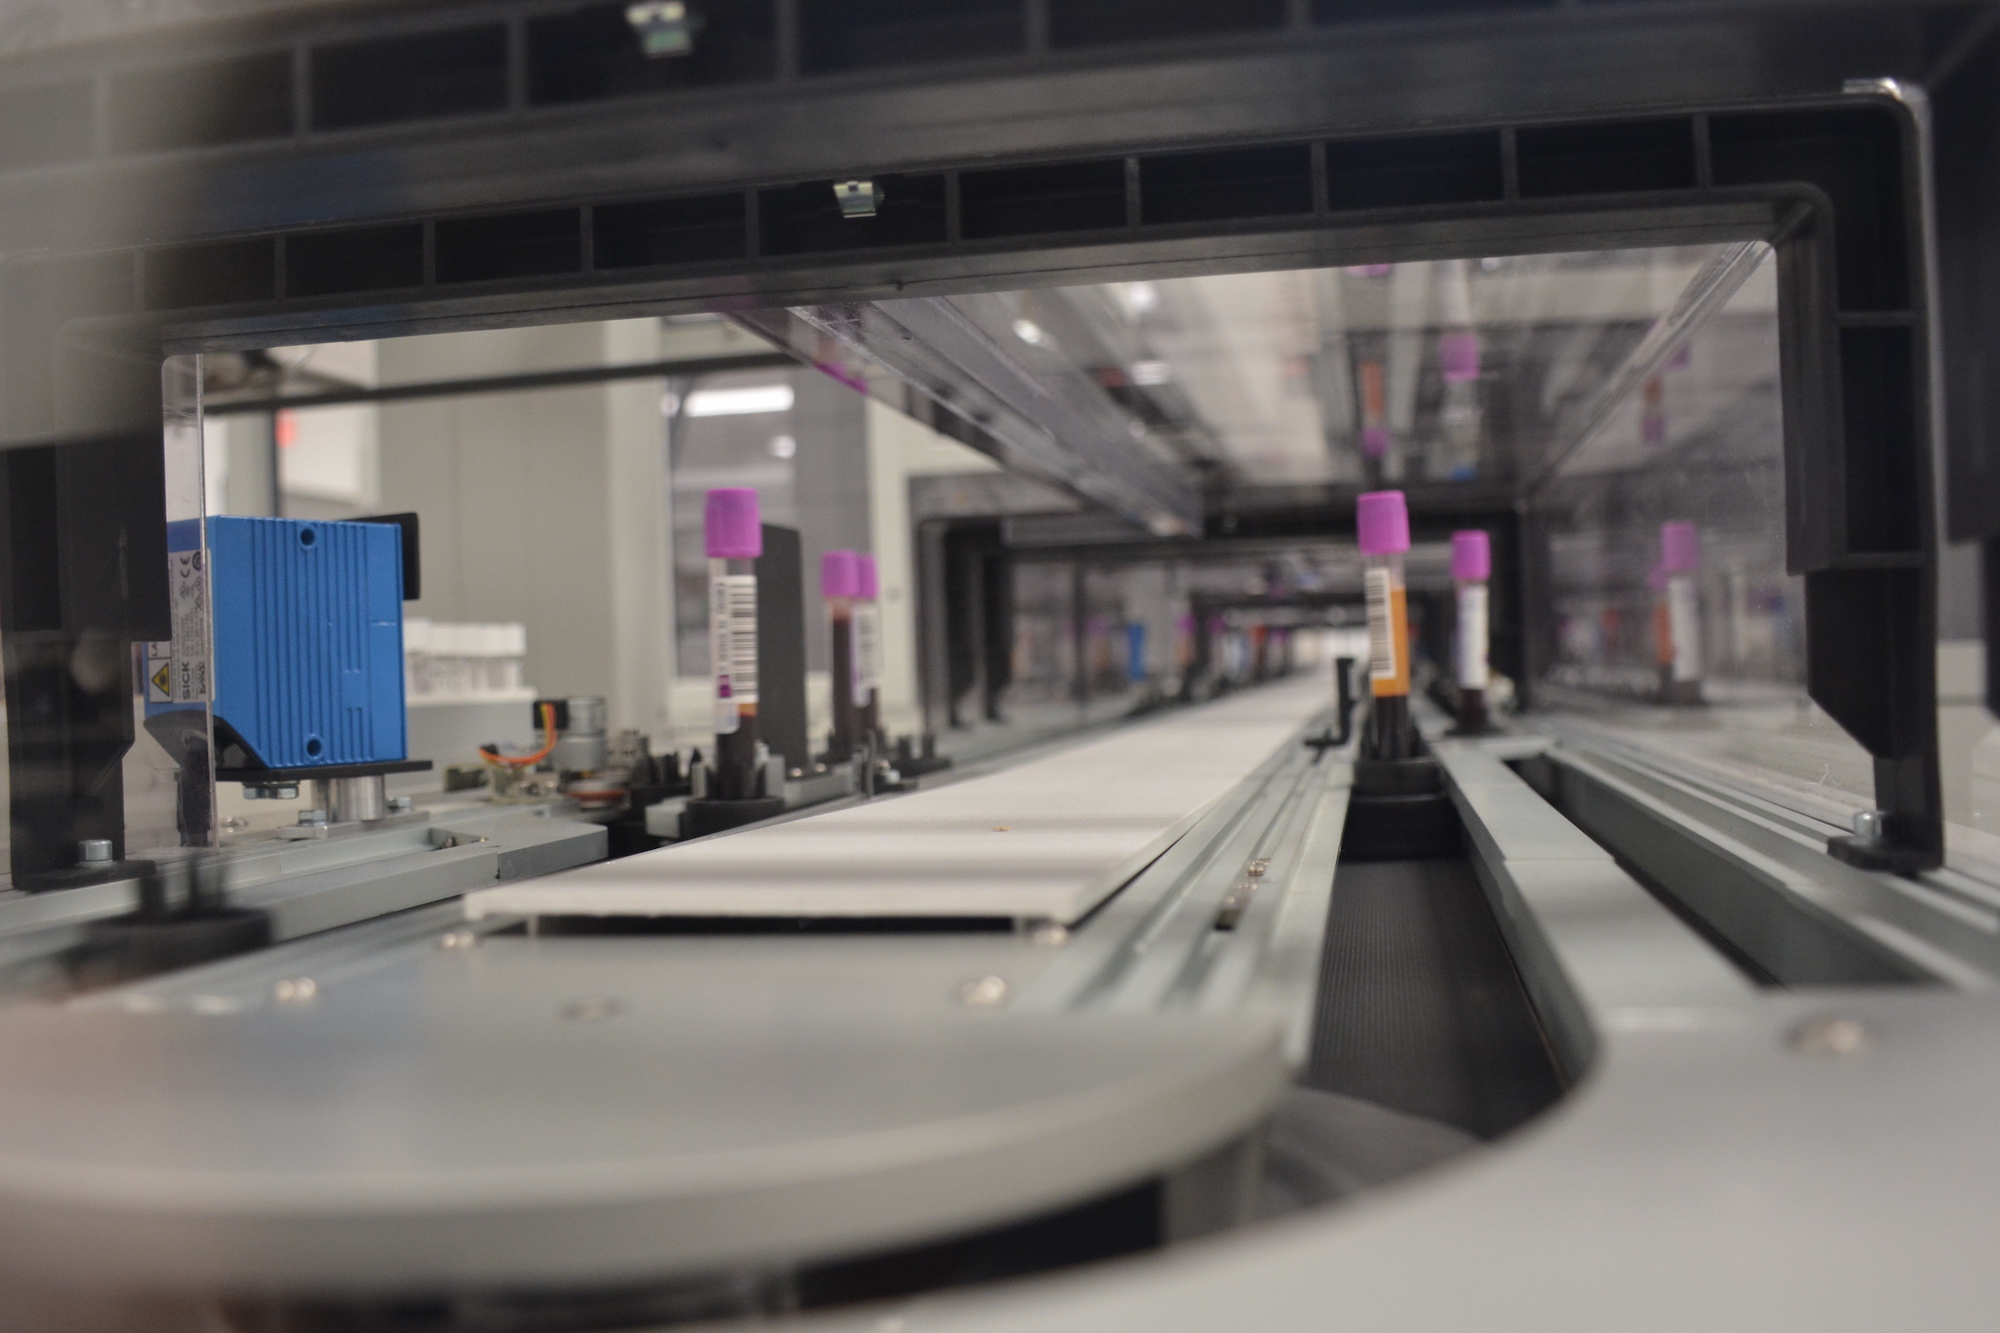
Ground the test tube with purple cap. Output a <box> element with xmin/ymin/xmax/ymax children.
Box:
<box><xmin>1451</xmin><ymin>529</ymin><xmax>1492</xmax><ymax>734</ymax></box>
<box><xmin>704</xmin><ymin>488</ymin><xmax>764</xmax><ymax>800</ymax></box>
<box><xmin>822</xmin><ymin>549</ymin><xmax>861</xmax><ymax>761</ymax></box>
<box><xmin>854</xmin><ymin>554</ymin><xmax>884</xmax><ymax>746</ymax></box>
<box><xmin>1357</xmin><ymin>490</ymin><xmax>1415</xmax><ymax>760</ymax></box>
<box><xmin>1656</xmin><ymin>520</ymin><xmax>1704</xmax><ymax>704</ymax></box>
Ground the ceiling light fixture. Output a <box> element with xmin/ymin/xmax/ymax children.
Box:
<box><xmin>685</xmin><ymin>385</ymin><xmax>795</xmax><ymax>417</ymax></box>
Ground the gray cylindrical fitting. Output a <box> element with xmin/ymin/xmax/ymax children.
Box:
<box><xmin>77</xmin><ymin>839</ymin><xmax>114</xmax><ymax>864</ymax></box>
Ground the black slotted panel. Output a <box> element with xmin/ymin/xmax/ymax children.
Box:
<box><xmin>311</xmin><ymin>25</ymin><xmax>509</xmax><ymax>130</ymax></box>
<box><xmin>1140</xmin><ymin>144</ymin><xmax>1313</xmax><ymax>225</ymax></box>
<box><xmin>1516</xmin><ymin>118</ymin><xmax>1696</xmax><ymax>198</ymax></box>
<box><xmin>960</xmin><ymin>159</ymin><xmax>1127</xmax><ymax>239</ymax></box>
<box><xmin>594</xmin><ymin>194</ymin><xmax>748</xmax><ymax>269</ymax></box>
<box><xmin>760</xmin><ymin>175</ymin><xmax>948</xmax><ymax>255</ymax></box>
<box><xmin>287</xmin><ymin>225</ymin><xmax>426</xmax><ymax>297</ymax></box>
<box><xmin>435</xmin><ymin>210</ymin><xmax>583</xmax><ymax>284</ymax></box>
<box><xmin>527</xmin><ymin>1</ymin><xmax>778</xmax><ymax>105</ymax></box>
<box><xmin>1324</xmin><ymin>132</ymin><xmax>1504</xmax><ymax>211</ymax></box>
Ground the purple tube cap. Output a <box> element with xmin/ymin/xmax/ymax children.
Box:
<box><xmin>704</xmin><ymin>488</ymin><xmax>761</xmax><ymax>559</ymax></box>
<box><xmin>1660</xmin><ymin>520</ymin><xmax>1700</xmax><ymax>574</ymax></box>
<box><xmin>1451</xmin><ymin>529</ymin><xmax>1491</xmax><ymax>581</ymax></box>
<box><xmin>856</xmin><ymin>553</ymin><xmax>879</xmax><ymax>600</ymax></box>
<box><xmin>1360</xmin><ymin>425</ymin><xmax>1392</xmax><ymax>459</ymax></box>
<box><xmin>1356</xmin><ymin>490</ymin><xmax>1411</xmax><ymax>556</ymax></box>
<box><xmin>821</xmin><ymin>549</ymin><xmax>860</xmax><ymax>599</ymax></box>
<box><xmin>1439</xmin><ymin>330</ymin><xmax>1482</xmax><ymax>384</ymax></box>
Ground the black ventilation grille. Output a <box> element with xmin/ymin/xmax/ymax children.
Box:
<box><xmin>1049</xmin><ymin>0</ymin><xmax>1287</xmax><ymax>50</ymax></box>
<box><xmin>527</xmin><ymin>1</ymin><xmax>777</xmax><ymax>105</ymax></box>
<box><xmin>760</xmin><ymin>175</ymin><xmax>949</xmax><ymax>255</ymax></box>
<box><xmin>287</xmin><ymin>225</ymin><xmax>426</xmax><ymax>298</ymax></box>
<box><xmin>595</xmin><ymin>194</ymin><xmax>748</xmax><ymax>269</ymax></box>
<box><xmin>801</xmin><ymin>0</ymin><xmax>1024</xmax><ymax>74</ymax></box>
<box><xmin>435</xmin><ymin>211</ymin><xmax>582</xmax><ymax>284</ymax></box>
<box><xmin>1141</xmin><ymin>145</ymin><xmax>1313</xmax><ymax>225</ymax></box>
<box><xmin>961</xmin><ymin>159</ymin><xmax>1129</xmax><ymax>239</ymax></box>
<box><xmin>143</xmin><ymin>238</ymin><xmax>276</xmax><ymax>310</ymax></box>
<box><xmin>1324</xmin><ymin>132</ymin><xmax>1505</xmax><ymax>211</ymax></box>
<box><xmin>311</xmin><ymin>25</ymin><xmax>509</xmax><ymax>131</ymax></box>
<box><xmin>1516</xmin><ymin>119</ymin><xmax>1697</xmax><ymax>198</ymax></box>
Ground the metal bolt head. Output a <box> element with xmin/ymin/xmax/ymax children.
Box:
<box><xmin>959</xmin><ymin>975</ymin><xmax>1010</xmax><ymax>1008</ymax></box>
<box><xmin>273</xmin><ymin>977</ymin><xmax>318</xmax><ymax>1005</ymax></box>
<box><xmin>1246</xmin><ymin>858</ymin><xmax>1270</xmax><ymax>878</ymax></box>
<box><xmin>562</xmin><ymin>996</ymin><xmax>623</xmax><ymax>1022</ymax></box>
<box><xmin>1852</xmin><ymin>809</ymin><xmax>1887</xmax><ymax>844</ymax></box>
<box><xmin>298</xmin><ymin>809</ymin><xmax>329</xmax><ymax>827</ymax></box>
<box><xmin>1788</xmin><ymin>1015</ymin><xmax>1870</xmax><ymax>1057</ymax></box>
<box><xmin>437</xmin><ymin>929</ymin><xmax>479</xmax><ymax>951</ymax></box>
<box><xmin>77</xmin><ymin>839</ymin><xmax>114</xmax><ymax>865</ymax></box>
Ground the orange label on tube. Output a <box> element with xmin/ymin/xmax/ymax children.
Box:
<box><xmin>1365</xmin><ymin>567</ymin><xmax>1411</xmax><ymax>697</ymax></box>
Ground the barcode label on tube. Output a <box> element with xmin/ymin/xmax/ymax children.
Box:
<box><xmin>1366</xmin><ymin>567</ymin><xmax>1396</xmax><ymax>683</ymax></box>
<box><xmin>1457</xmin><ymin>583</ymin><xmax>1488</xmax><ymax>690</ymax></box>
<box><xmin>712</xmin><ymin>573</ymin><xmax>758</xmax><ymax>733</ymax></box>
<box><xmin>853</xmin><ymin>603</ymin><xmax>882</xmax><ymax>703</ymax></box>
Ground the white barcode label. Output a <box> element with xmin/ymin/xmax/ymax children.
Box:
<box><xmin>1667</xmin><ymin>574</ymin><xmax>1702</xmax><ymax>683</ymax></box>
<box><xmin>1366</xmin><ymin>566</ymin><xmax>1397</xmax><ymax>683</ymax></box>
<box><xmin>853</xmin><ymin>603</ymin><xmax>882</xmax><ymax>703</ymax></box>
<box><xmin>711</xmin><ymin>572</ymin><xmax>758</xmax><ymax>733</ymax></box>
<box><xmin>1456</xmin><ymin>583</ymin><xmax>1489</xmax><ymax>690</ymax></box>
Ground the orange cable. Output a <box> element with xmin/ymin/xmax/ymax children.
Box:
<box><xmin>480</xmin><ymin>702</ymin><xmax>558</xmax><ymax>767</ymax></box>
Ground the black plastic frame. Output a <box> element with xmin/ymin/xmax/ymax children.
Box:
<box><xmin>0</xmin><ymin>87</ymin><xmax>1948</xmax><ymax>873</ymax></box>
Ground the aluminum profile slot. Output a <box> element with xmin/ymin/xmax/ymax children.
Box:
<box><xmin>786</xmin><ymin>298</ymin><xmax>1200</xmax><ymax>536</ymax></box>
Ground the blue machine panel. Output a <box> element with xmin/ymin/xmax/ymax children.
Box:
<box><xmin>207</xmin><ymin>516</ymin><xmax>406</xmax><ymax>770</ymax></box>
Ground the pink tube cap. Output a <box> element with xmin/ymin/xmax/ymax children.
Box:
<box><xmin>1439</xmin><ymin>330</ymin><xmax>1482</xmax><ymax>384</ymax></box>
<box><xmin>1360</xmin><ymin>425</ymin><xmax>1392</xmax><ymax>459</ymax></box>
<box><xmin>820</xmin><ymin>549</ymin><xmax>860</xmax><ymax>599</ymax></box>
<box><xmin>1356</xmin><ymin>490</ymin><xmax>1410</xmax><ymax>557</ymax></box>
<box><xmin>855</xmin><ymin>553</ymin><xmax>879</xmax><ymax>600</ymax></box>
<box><xmin>1660</xmin><ymin>520</ymin><xmax>1700</xmax><ymax>574</ymax></box>
<box><xmin>704</xmin><ymin>488</ymin><xmax>761</xmax><ymax>559</ymax></box>
<box><xmin>1451</xmin><ymin>529</ymin><xmax>1491</xmax><ymax>581</ymax></box>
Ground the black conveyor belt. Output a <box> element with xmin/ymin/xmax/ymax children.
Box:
<box><xmin>1303</xmin><ymin>859</ymin><xmax>1564</xmax><ymax>1140</ymax></box>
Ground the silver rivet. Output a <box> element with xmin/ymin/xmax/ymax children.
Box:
<box><xmin>959</xmin><ymin>975</ymin><xmax>1009</xmax><ymax>1008</ymax></box>
<box><xmin>77</xmin><ymin>839</ymin><xmax>114</xmax><ymax>864</ymax></box>
<box><xmin>438</xmin><ymin>929</ymin><xmax>480</xmax><ymax>950</ymax></box>
<box><xmin>1246</xmin><ymin>858</ymin><xmax>1270</xmax><ymax>878</ymax></box>
<box><xmin>1030</xmin><ymin>922</ymin><xmax>1069</xmax><ymax>947</ymax></box>
<box><xmin>1788</xmin><ymin>1016</ymin><xmax>1870</xmax><ymax>1056</ymax></box>
<box><xmin>1852</xmin><ymin>809</ymin><xmax>1887</xmax><ymax>844</ymax></box>
<box><xmin>562</xmin><ymin>997</ymin><xmax>622</xmax><ymax>1022</ymax></box>
<box><xmin>273</xmin><ymin>977</ymin><xmax>318</xmax><ymax>1004</ymax></box>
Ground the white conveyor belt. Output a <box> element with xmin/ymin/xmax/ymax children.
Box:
<box><xmin>464</xmin><ymin>675</ymin><xmax>1329</xmax><ymax>924</ymax></box>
